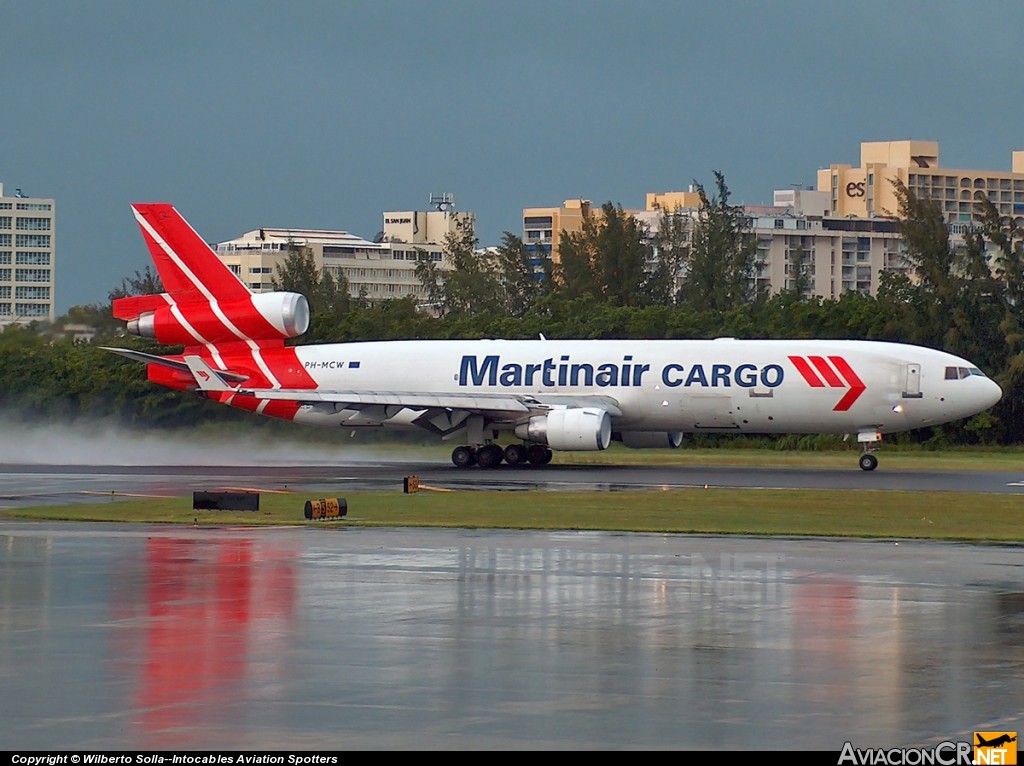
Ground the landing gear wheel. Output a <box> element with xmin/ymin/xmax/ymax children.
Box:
<box><xmin>475</xmin><ymin>444</ymin><xmax>505</xmax><ymax>468</ymax></box>
<box><xmin>527</xmin><ymin>444</ymin><xmax>553</xmax><ymax>465</ymax></box>
<box><xmin>503</xmin><ymin>443</ymin><xmax>528</xmax><ymax>466</ymax></box>
<box><xmin>451</xmin><ymin>446</ymin><xmax>476</xmax><ymax>468</ymax></box>
<box><xmin>858</xmin><ymin>453</ymin><xmax>878</xmax><ymax>472</ymax></box>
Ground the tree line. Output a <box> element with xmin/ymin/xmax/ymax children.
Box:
<box><xmin>4</xmin><ymin>173</ymin><xmax>1022</xmax><ymax>447</ymax></box>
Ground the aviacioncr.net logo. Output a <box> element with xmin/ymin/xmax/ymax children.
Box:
<box><xmin>838</xmin><ymin>741</ymin><xmax>973</xmax><ymax>765</ymax></box>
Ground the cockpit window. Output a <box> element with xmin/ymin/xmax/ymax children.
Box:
<box><xmin>945</xmin><ymin>366</ymin><xmax>988</xmax><ymax>380</ymax></box>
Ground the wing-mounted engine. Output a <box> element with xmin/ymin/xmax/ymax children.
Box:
<box><xmin>616</xmin><ymin>431</ymin><xmax>684</xmax><ymax>449</ymax></box>
<box><xmin>114</xmin><ymin>291</ymin><xmax>309</xmax><ymax>345</ymax></box>
<box><xmin>514</xmin><ymin>407</ymin><xmax>612</xmax><ymax>451</ymax></box>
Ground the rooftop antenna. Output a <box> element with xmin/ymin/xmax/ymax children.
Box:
<box><xmin>430</xmin><ymin>192</ymin><xmax>455</xmax><ymax>212</ymax></box>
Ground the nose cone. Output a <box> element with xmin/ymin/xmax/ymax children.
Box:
<box><xmin>980</xmin><ymin>376</ymin><xmax>1003</xmax><ymax>410</ymax></box>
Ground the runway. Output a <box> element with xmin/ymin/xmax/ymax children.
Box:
<box><xmin>0</xmin><ymin>459</ymin><xmax>1022</xmax><ymax>508</ymax></box>
<box><xmin>1</xmin><ymin>461</ymin><xmax>1022</xmax><ymax>750</ymax></box>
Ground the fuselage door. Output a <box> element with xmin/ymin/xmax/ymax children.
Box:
<box><xmin>690</xmin><ymin>393</ymin><xmax>739</xmax><ymax>430</ymax></box>
<box><xmin>902</xmin><ymin>363</ymin><xmax>922</xmax><ymax>399</ymax></box>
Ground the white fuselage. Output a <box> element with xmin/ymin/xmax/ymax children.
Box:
<box><xmin>286</xmin><ymin>338</ymin><xmax>1002</xmax><ymax>436</ymax></box>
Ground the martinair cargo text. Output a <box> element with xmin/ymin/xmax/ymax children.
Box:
<box><xmin>105</xmin><ymin>204</ymin><xmax>1003</xmax><ymax>471</ymax></box>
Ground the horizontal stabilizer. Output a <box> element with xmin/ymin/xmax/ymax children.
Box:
<box><xmin>101</xmin><ymin>347</ymin><xmax>249</xmax><ymax>383</ymax></box>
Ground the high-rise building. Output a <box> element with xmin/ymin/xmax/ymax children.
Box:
<box><xmin>818</xmin><ymin>139</ymin><xmax>1024</xmax><ymax>234</ymax></box>
<box><xmin>0</xmin><ymin>182</ymin><xmax>56</xmax><ymax>326</ymax></box>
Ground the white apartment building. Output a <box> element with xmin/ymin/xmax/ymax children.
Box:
<box><xmin>0</xmin><ymin>182</ymin><xmax>55</xmax><ymax>326</ymax></box>
<box><xmin>750</xmin><ymin>196</ymin><xmax>908</xmax><ymax>298</ymax></box>
<box><xmin>214</xmin><ymin>199</ymin><xmax>473</xmax><ymax>304</ymax></box>
<box><xmin>637</xmin><ymin>193</ymin><xmax>907</xmax><ymax>301</ymax></box>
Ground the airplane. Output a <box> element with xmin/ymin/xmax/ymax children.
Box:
<box><xmin>976</xmin><ymin>734</ymin><xmax>1017</xmax><ymax>748</ymax></box>
<box><xmin>103</xmin><ymin>203</ymin><xmax>1003</xmax><ymax>471</ymax></box>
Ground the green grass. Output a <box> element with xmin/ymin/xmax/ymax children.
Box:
<box><xmin>5</xmin><ymin>485</ymin><xmax>1024</xmax><ymax>542</ymax></box>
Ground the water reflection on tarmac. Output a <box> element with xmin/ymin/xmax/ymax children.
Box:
<box><xmin>1</xmin><ymin>522</ymin><xmax>1022</xmax><ymax>750</ymax></box>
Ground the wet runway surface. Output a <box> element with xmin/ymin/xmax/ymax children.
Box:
<box><xmin>0</xmin><ymin>522</ymin><xmax>1022</xmax><ymax>750</ymax></box>
<box><xmin>1</xmin><ymin>462</ymin><xmax>1023</xmax><ymax>750</ymax></box>
<box><xmin>0</xmin><ymin>459</ymin><xmax>1022</xmax><ymax>508</ymax></box>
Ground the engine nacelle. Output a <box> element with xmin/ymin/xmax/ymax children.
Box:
<box><xmin>514</xmin><ymin>407</ymin><xmax>612</xmax><ymax>451</ymax></box>
<box><xmin>617</xmin><ymin>431</ymin><xmax>684</xmax><ymax>449</ymax></box>
<box><xmin>126</xmin><ymin>292</ymin><xmax>309</xmax><ymax>345</ymax></box>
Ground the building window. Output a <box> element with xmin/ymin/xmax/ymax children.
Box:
<box><xmin>15</xmin><ymin>252</ymin><xmax>49</xmax><ymax>265</ymax></box>
<box><xmin>15</xmin><ymin>286</ymin><xmax>50</xmax><ymax>300</ymax></box>
<box><xmin>15</xmin><ymin>234</ymin><xmax>50</xmax><ymax>247</ymax></box>
<box><xmin>15</xmin><ymin>268</ymin><xmax>51</xmax><ymax>283</ymax></box>
<box><xmin>15</xmin><ymin>217</ymin><xmax>51</xmax><ymax>231</ymax></box>
<box><xmin>15</xmin><ymin>203</ymin><xmax>51</xmax><ymax>211</ymax></box>
<box><xmin>14</xmin><ymin>303</ymin><xmax>48</xmax><ymax>316</ymax></box>
<box><xmin>0</xmin><ymin>217</ymin><xmax>10</xmax><ymax>230</ymax></box>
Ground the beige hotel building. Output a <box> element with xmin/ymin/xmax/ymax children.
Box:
<box><xmin>0</xmin><ymin>182</ymin><xmax>55</xmax><ymax>326</ymax></box>
<box><xmin>521</xmin><ymin>140</ymin><xmax>1024</xmax><ymax>300</ymax></box>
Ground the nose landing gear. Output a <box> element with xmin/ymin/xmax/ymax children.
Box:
<box><xmin>857</xmin><ymin>431</ymin><xmax>882</xmax><ymax>471</ymax></box>
<box><xmin>858</xmin><ymin>453</ymin><xmax>878</xmax><ymax>472</ymax></box>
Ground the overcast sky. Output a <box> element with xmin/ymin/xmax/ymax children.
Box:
<box><xmin>2</xmin><ymin>0</ymin><xmax>1022</xmax><ymax>314</ymax></box>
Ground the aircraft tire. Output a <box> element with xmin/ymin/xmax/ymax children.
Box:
<box><xmin>503</xmin><ymin>443</ymin><xmax>528</xmax><ymax>466</ymax></box>
<box><xmin>475</xmin><ymin>444</ymin><xmax>504</xmax><ymax>468</ymax></box>
<box><xmin>451</xmin><ymin>446</ymin><xmax>476</xmax><ymax>468</ymax></box>
<box><xmin>858</xmin><ymin>453</ymin><xmax>878</xmax><ymax>472</ymax></box>
<box><xmin>527</xmin><ymin>445</ymin><xmax>553</xmax><ymax>465</ymax></box>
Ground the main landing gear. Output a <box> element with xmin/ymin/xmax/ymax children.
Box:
<box><xmin>450</xmin><ymin>443</ymin><xmax>553</xmax><ymax>468</ymax></box>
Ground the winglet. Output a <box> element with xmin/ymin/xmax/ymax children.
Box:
<box><xmin>183</xmin><ymin>355</ymin><xmax>235</xmax><ymax>392</ymax></box>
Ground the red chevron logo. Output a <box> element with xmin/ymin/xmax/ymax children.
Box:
<box><xmin>787</xmin><ymin>355</ymin><xmax>866</xmax><ymax>411</ymax></box>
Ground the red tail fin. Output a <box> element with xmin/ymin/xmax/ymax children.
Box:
<box><xmin>131</xmin><ymin>203</ymin><xmax>251</xmax><ymax>303</ymax></box>
<box><xmin>113</xmin><ymin>203</ymin><xmax>309</xmax><ymax>350</ymax></box>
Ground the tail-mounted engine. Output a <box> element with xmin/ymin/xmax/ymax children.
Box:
<box><xmin>114</xmin><ymin>291</ymin><xmax>309</xmax><ymax>345</ymax></box>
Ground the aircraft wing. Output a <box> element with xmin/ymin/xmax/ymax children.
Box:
<box><xmin>232</xmin><ymin>387</ymin><xmax>623</xmax><ymax>418</ymax></box>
